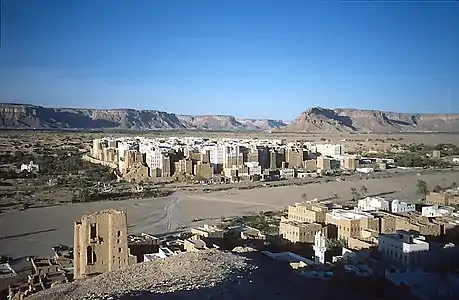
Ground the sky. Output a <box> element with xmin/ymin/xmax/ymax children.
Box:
<box><xmin>0</xmin><ymin>0</ymin><xmax>458</xmax><ymax>120</ymax></box>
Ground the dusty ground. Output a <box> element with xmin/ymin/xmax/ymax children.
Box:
<box><xmin>1</xmin><ymin>168</ymin><xmax>458</xmax><ymax>257</ymax></box>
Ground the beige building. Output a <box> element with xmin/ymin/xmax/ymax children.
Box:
<box><xmin>426</xmin><ymin>192</ymin><xmax>459</xmax><ymax>206</ymax></box>
<box><xmin>74</xmin><ymin>209</ymin><xmax>136</xmax><ymax>279</ymax></box>
<box><xmin>161</xmin><ymin>155</ymin><xmax>171</xmax><ymax>177</ymax></box>
<box><xmin>303</xmin><ymin>159</ymin><xmax>317</xmax><ymax>171</ymax></box>
<box><xmin>224</xmin><ymin>154</ymin><xmax>244</xmax><ymax>169</ymax></box>
<box><xmin>123</xmin><ymin>163</ymin><xmax>149</xmax><ymax>182</ymax></box>
<box><xmin>287</xmin><ymin>201</ymin><xmax>329</xmax><ymax>224</ymax></box>
<box><xmin>279</xmin><ymin>218</ymin><xmax>326</xmax><ymax>243</ymax></box>
<box><xmin>121</xmin><ymin>150</ymin><xmax>145</xmax><ymax>174</ymax></box>
<box><xmin>269</xmin><ymin>150</ymin><xmax>277</xmax><ymax>169</ymax></box>
<box><xmin>184</xmin><ymin>235</ymin><xmax>208</xmax><ymax>252</ymax></box>
<box><xmin>325</xmin><ymin>209</ymin><xmax>376</xmax><ymax>241</ymax></box>
<box><xmin>200</xmin><ymin>150</ymin><xmax>211</xmax><ymax>164</ymax></box>
<box><xmin>340</xmin><ymin>156</ymin><xmax>360</xmax><ymax>171</ymax></box>
<box><xmin>285</xmin><ymin>148</ymin><xmax>305</xmax><ymax>168</ymax></box>
<box><xmin>393</xmin><ymin>212</ymin><xmax>443</xmax><ymax>237</ymax></box>
<box><xmin>195</xmin><ymin>162</ymin><xmax>214</xmax><ymax>178</ymax></box>
<box><xmin>175</xmin><ymin>158</ymin><xmax>194</xmax><ymax>175</ymax></box>
<box><xmin>103</xmin><ymin>147</ymin><xmax>118</xmax><ymax>163</ymax></box>
<box><xmin>432</xmin><ymin>150</ymin><xmax>441</xmax><ymax>159</ymax></box>
<box><xmin>317</xmin><ymin>157</ymin><xmax>331</xmax><ymax>170</ymax></box>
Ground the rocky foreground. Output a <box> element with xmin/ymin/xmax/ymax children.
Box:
<box><xmin>28</xmin><ymin>249</ymin><xmax>377</xmax><ymax>300</ymax></box>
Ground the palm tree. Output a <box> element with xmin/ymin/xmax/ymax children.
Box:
<box><xmin>350</xmin><ymin>187</ymin><xmax>359</xmax><ymax>200</ymax></box>
<box><xmin>451</xmin><ymin>182</ymin><xmax>457</xmax><ymax>189</ymax></box>
<box><xmin>416</xmin><ymin>180</ymin><xmax>428</xmax><ymax>200</ymax></box>
<box><xmin>301</xmin><ymin>193</ymin><xmax>308</xmax><ymax>201</ymax></box>
<box><xmin>360</xmin><ymin>185</ymin><xmax>368</xmax><ymax>197</ymax></box>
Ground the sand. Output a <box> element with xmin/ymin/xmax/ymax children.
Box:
<box><xmin>1</xmin><ymin>169</ymin><xmax>458</xmax><ymax>257</ymax></box>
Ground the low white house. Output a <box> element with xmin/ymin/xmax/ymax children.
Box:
<box><xmin>356</xmin><ymin>167</ymin><xmax>374</xmax><ymax>174</ymax></box>
<box><xmin>357</xmin><ymin>197</ymin><xmax>390</xmax><ymax>212</ymax></box>
<box><xmin>280</xmin><ymin>168</ymin><xmax>295</xmax><ymax>179</ymax></box>
<box><xmin>422</xmin><ymin>205</ymin><xmax>454</xmax><ymax>217</ymax></box>
<box><xmin>20</xmin><ymin>161</ymin><xmax>39</xmax><ymax>173</ymax></box>
<box><xmin>143</xmin><ymin>247</ymin><xmax>176</xmax><ymax>261</ymax></box>
<box><xmin>391</xmin><ymin>200</ymin><xmax>415</xmax><ymax>213</ymax></box>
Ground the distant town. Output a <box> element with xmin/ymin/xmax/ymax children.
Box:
<box><xmin>2</xmin><ymin>134</ymin><xmax>459</xmax><ymax>299</ymax></box>
<box><xmin>87</xmin><ymin>136</ymin><xmax>399</xmax><ymax>183</ymax></box>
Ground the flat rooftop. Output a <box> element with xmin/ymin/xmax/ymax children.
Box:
<box><xmin>281</xmin><ymin>220</ymin><xmax>322</xmax><ymax>229</ymax></box>
<box><xmin>192</xmin><ymin>224</ymin><xmax>223</xmax><ymax>233</ymax></box>
<box><xmin>327</xmin><ymin>209</ymin><xmax>374</xmax><ymax>220</ymax></box>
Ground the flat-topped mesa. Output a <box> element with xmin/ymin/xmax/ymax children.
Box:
<box><xmin>284</xmin><ymin>106</ymin><xmax>459</xmax><ymax>133</ymax></box>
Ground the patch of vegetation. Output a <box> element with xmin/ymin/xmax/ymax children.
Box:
<box><xmin>70</xmin><ymin>188</ymin><xmax>173</xmax><ymax>203</ymax></box>
<box><xmin>225</xmin><ymin>212</ymin><xmax>280</xmax><ymax>235</ymax></box>
<box><xmin>416</xmin><ymin>180</ymin><xmax>428</xmax><ymax>200</ymax></box>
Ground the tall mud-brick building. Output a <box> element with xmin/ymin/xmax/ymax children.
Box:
<box><xmin>74</xmin><ymin>209</ymin><xmax>136</xmax><ymax>279</ymax></box>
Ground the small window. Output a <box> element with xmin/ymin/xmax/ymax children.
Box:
<box><xmin>117</xmin><ymin>230</ymin><xmax>121</xmax><ymax>237</ymax></box>
<box><xmin>118</xmin><ymin>248</ymin><xmax>122</xmax><ymax>253</ymax></box>
<box><xmin>90</xmin><ymin>224</ymin><xmax>97</xmax><ymax>239</ymax></box>
<box><xmin>87</xmin><ymin>246</ymin><xmax>96</xmax><ymax>264</ymax></box>
<box><xmin>87</xmin><ymin>246</ymin><xmax>93</xmax><ymax>264</ymax></box>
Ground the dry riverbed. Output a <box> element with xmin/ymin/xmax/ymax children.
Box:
<box><xmin>1</xmin><ymin>169</ymin><xmax>458</xmax><ymax>257</ymax></box>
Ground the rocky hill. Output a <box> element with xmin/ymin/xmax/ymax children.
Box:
<box><xmin>0</xmin><ymin>103</ymin><xmax>285</xmax><ymax>131</ymax></box>
<box><xmin>27</xmin><ymin>249</ymin><xmax>375</xmax><ymax>300</ymax></box>
<box><xmin>284</xmin><ymin>107</ymin><xmax>459</xmax><ymax>133</ymax></box>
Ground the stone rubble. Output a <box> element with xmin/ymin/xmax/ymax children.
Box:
<box><xmin>27</xmin><ymin>250</ymin><xmax>253</xmax><ymax>300</ymax></box>
<box><xmin>231</xmin><ymin>246</ymin><xmax>257</xmax><ymax>253</ymax></box>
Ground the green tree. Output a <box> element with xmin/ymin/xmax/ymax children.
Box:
<box><xmin>350</xmin><ymin>187</ymin><xmax>359</xmax><ymax>200</ymax></box>
<box><xmin>416</xmin><ymin>180</ymin><xmax>428</xmax><ymax>200</ymax></box>
<box><xmin>360</xmin><ymin>185</ymin><xmax>368</xmax><ymax>197</ymax></box>
<box><xmin>432</xmin><ymin>185</ymin><xmax>442</xmax><ymax>193</ymax></box>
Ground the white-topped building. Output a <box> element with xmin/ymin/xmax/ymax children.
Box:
<box><xmin>378</xmin><ymin>230</ymin><xmax>429</xmax><ymax>267</ymax></box>
<box><xmin>391</xmin><ymin>200</ymin><xmax>415</xmax><ymax>213</ymax></box>
<box><xmin>357</xmin><ymin>197</ymin><xmax>390</xmax><ymax>212</ymax></box>
<box><xmin>421</xmin><ymin>205</ymin><xmax>454</xmax><ymax>217</ymax></box>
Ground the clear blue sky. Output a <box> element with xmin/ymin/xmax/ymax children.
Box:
<box><xmin>1</xmin><ymin>0</ymin><xmax>458</xmax><ymax>120</ymax></box>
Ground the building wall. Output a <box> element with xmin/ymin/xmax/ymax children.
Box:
<box><xmin>348</xmin><ymin>237</ymin><xmax>374</xmax><ymax>250</ymax></box>
<box><xmin>195</xmin><ymin>162</ymin><xmax>213</xmax><ymax>178</ymax></box>
<box><xmin>378</xmin><ymin>233</ymin><xmax>429</xmax><ymax>268</ymax></box>
<box><xmin>303</xmin><ymin>159</ymin><xmax>317</xmax><ymax>171</ymax></box>
<box><xmin>325</xmin><ymin>216</ymin><xmax>360</xmax><ymax>241</ymax></box>
<box><xmin>379</xmin><ymin>216</ymin><xmax>397</xmax><ymax>233</ymax></box>
<box><xmin>317</xmin><ymin>157</ymin><xmax>331</xmax><ymax>170</ymax></box>
<box><xmin>288</xmin><ymin>203</ymin><xmax>328</xmax><ymax>224</ymax></box>
<box><xmin>74</xmin><ymin>210</ymin><xmax>131</xmax><ymax>279</ymax></box>
<box><xmin>426</xmin><ymin>193</ymin><xmax>459</xmax><ymax>206</ymax></box>
<box><xmin>279</xmin><ymin>220</ymin><xmax>325</xmax><ymax>243</ymax></box>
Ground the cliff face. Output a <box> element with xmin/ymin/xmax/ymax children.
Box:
<box><xmin>0</xmin><ymin>103</ymin><xmax>285</xmax><ymax>131</ymax></box>
<box><xmin>2</xmin><ymin>103</ymin><xmax>458</xmax><ymax>132</ymax></box>
<box><xmin>284</xmin><ymin>107</ymin><xmax>459</xmax><ymax>133</ymax></box>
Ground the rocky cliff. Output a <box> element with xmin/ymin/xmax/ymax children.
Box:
<box><xmin>284</xmin><ymin>107</ymin><xmax>459</xmax><ymax>133</ymax></box>
<box><xmin>0</xmin><ymin>103</ymin><xmax>285</xmax><ymax>131</ymax></box>
<box><xmin>2</xmin><ymin>103</ymin><xmax>458</xmax><ymax>132</ymax></box>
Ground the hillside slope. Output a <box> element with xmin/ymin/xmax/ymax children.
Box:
<box><xmin>284</xmin><ymin>107</ymin><xmax>459</xmax><ymax>133</ymax></box>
